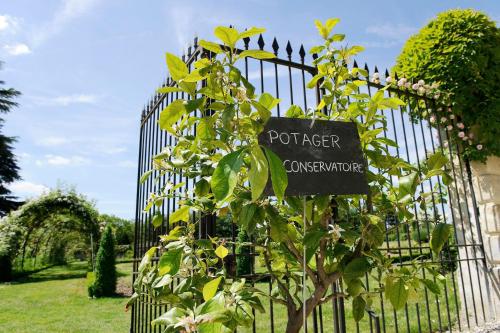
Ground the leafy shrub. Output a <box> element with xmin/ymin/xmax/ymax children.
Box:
<box><xmin>394</xmin><ymin>9</ymin><xmax>500</xmax><ymax>161</ymax></box>
<box><xmin>236</xmin><ymin>229</ymin><xmax>252</xmax><ymax>276</ymax></box>
<box><xmin>89</xmin><ymin>225</ymin><xmax>116</xmax><ymax>297</ymax></box>
<box><xmin>87</xmin><ymin>272</ymin><xmax>96</xmax><ymax>297</ymax></box>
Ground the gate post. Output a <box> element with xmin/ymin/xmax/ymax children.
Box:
<box><xmin>469</xmin><ymin>156</ymin><xmax>500</xmax><ymax>318</ymax></box>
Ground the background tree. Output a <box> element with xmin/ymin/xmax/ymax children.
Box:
<box><xmin>394</xmin><ymin>9</ymin><xmax>500</xmax><ymax>161</ymax></box>
<box><xmin>89</xmin><ymin>224</ymin><xmax>116</xmax><ymax>297</ymax></box>
<box><xmin>0</xmin><ymin>63</ymin><xmax>21</xmax><ymax>216</ymax></box>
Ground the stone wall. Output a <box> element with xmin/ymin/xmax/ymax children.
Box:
<box><xmin>470</xmin><ymin>156</ymin><xmax>500</xmax><ymax>320</ymax></box>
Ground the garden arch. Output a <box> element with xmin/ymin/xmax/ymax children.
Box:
<box><xmin>0</xmin><ymin>189</ymin><xmax>100</xmax><ymax>281</ymax></box>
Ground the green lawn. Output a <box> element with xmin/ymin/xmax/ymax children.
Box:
<box><xmin>0</xmin><ymin>261</ymin><xmax>132</xmax><ymax>333</ymax></box>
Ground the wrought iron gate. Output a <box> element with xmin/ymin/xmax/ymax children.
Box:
<box><xmin>131</xmin><ymin>35</ymin><xmax>494</xmax><ymax>332</ymax></box>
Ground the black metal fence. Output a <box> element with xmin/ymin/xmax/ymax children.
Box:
<box><xmin>131</xmin><ymin>35</ymin><xmax>494</xmax><ymax>332</ymax></box>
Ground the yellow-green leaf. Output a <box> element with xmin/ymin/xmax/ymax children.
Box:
<box><xmin>264</xmin><ymin>148</ymin><xmax>288</xmax><ymax>201</ymax></box>
<box><xmin>215</xmin><ymin>245</ymin><xmax>228</xmax><ymax>259</ymax></box>
<box><xmin>238</xmin><ymin>27</ymin><xmax>266</xmax><ymax>39</ymax></box>
<box><xmin>199</xmin><ymin>40</ymin><xmax>224</xmax><ymax>54</ymax></box>
<box><xmin>249</xmin><ymin>145</ymin><xmax>269</xmax><ymax>201</ymax></box>
<box><xmin>159</xmin><ymin>100</ymin><xmax>186</xmax><ymax>134</ymax></box>
<box><xmin>238</xmin><ymin>50</ymin><xmax>276</xmax><ymax>60</ymax></box>
<box><xmin>203</xmin><ymin>276</ymin><xmax>222</xmax><ymax>301</ymax></box>
<box><xmin>211</xmin><ymin>149</ymin><xmax>244</xmax><ymax>201</ymax></box>
<box><xmin>165</xmin><ymin>53</ymin><xmax>188</xmax><ymax>82</ymax></box>
<box><xmin>169</xmin><ymin>206</ymin><xmax>190</xmax><ymax>224</ymax></box>
<box><xmin>214</xmin><ymin>26</ymin><xmax>239</xmax><ymax>47</ymax></box>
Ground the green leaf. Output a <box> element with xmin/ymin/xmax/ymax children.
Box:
<box><xmin>249</xmin><ymin>145</ymin><xmax>269</xmax><ymax>201</ymax></box>
<box><xmin>398</xmin><ymin>172</ymin><xmax>419</xmax><ymax>199</ymax></box>
<box><xmin>238</xmin><ymin>50</ymin><xmax>276</xmax><ymax>60</ymax></box>
<box><xmin>239</xmin><ymin>203</ymin><xmax>258</xmax><ymax>233</ymax></box>
<box><xmin>352</xmin><ymin>295</ymin><xmax>366</xmax><ymax>322</ymax></box>
<box><xmin>215</xmin><ymin>245</ymin><xmax>229</xmax><ymax>259</ymax></box>
<box><xmin>152</xmin><ymin>308</ymin><xmax>185</xmax><ymax>327</ymax></box>
<box><xmin>214</xmin><ymin>26</ymin><xmax>239</xmax><ymax>47</ymax></box>
<box><xmin>159</xmin><ymin>100</ymin><xmax>186</xmax><ymax>134</ymax></box>
<box><xmin>264</xmin><ymin>148</ymin><xmax>288</xmax><ymax>201</ymax></box>
<box><xmin>203</xmin><ymin>276</ymin><xmax>222</xmax><ymax>301</ymax></box>
<box><xmin>156</xmin><ymin>86</ymin><xmax>184</xmax><ymax>94</ymax></box>
<box><xmin>426</xmin><ymin>151</ymin><xmax>448</xmax><ymax>171</ymax></box>
<box><xmin>211</xmin><ymin>150</ymin><xmax>244</xmax><ymax>201</ymax></box>
<box><xmin>386</xmin><ymin>277</ymin><xmax>409</xmax><ymax>310</ymax></box>
<box><xmin>199</xmin><ymin>40</ymin><xmax>224</xmax><ymax>54</ymax></box>
<box><xmin>251</xmin><ymin>100</ymin><xmax>272</xmax><ymax>122</ymax></box>
<box><xmin>238</xmin><ymin>27</ymin><xmax>266</xmax><ymax>39</ymax></box>
<box><xmin>169</xmin><ymin>206</ymin><xmax>190</xmax><ymax>224</ymax></box>
<box><xmin>304</xmin><ymin>229</ymin><xmax>327</xmax><ymax>262</ymax></box>
<box><xmin>194</xmin><ymin>178</ymin><xmax>211</xmax><ymax>197</ymax></box>
<box><xmin>125</xmin><ymin>292</ymin><xmax>139</xmax><ymax>311</ymax></box>
<box><xmin>259</xmin><ymin>92</ymin><xmax>280</xmax><ymax>110</ymax></box>
<box><xmin>285</xmin><ymin>105</ymin><xmax>304</xmax><ymax>118</ymax></box>
<box><xmin>430</xmin><ymin>223</ymin><xmax>452</xmax><ymax>255</ymax></box>
<box><xmin>140</xmin><ymin>170</ymin><xmax>152</xmax><ymax>184</ymax></box>
<box><xmin>421</xmin><ymin>278</ymin><xmax>441</xmax><ymax>295</ymax></box>
<box><xmin>165</xmin><ymin>53</ymin><xmax>188</xmax><ymax>82</ymax></box>
<box><xmin>138</xmin><ymin>246</ymin><xmax>157</xmax><ymax>272</ymax></box>
<box><xmin>344</xmin><ymin>257</ymin><xmax>371</xmax><ymax>282</ymax></box>
<box><xmin>158</xmin><ymin>248</ymin><xmax>183</xmax><ymax>275</ymax></box>
<box><xmin>152</xmin><ymin>213</ymin><xmax>163</xmax><ymax>228</ymax></box>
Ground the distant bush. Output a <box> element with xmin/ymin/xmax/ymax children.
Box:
<box><xmin>88</xmin><ymin>225</ymin><xmax>116</xmax><ymax>297</ymax></box>
<box><xmin>236</xmin><ymin>229</ymin><xmax>252</xmax><ymax>276</ymax></box>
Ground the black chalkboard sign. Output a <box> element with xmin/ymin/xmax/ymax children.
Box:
<box><xmin>259</xmin><ymin>117</ymin><xmax>369</xmax><ymax>196</ymax></box>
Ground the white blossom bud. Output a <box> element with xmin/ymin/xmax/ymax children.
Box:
<box><xmin>418</xmin><ymin>79</ymin><xmax>425</xmax><ymax>86</ymax></box>
<box><xmin>386</xmin><ymin>76</ymin><xmax>393</xmax><ymax>83</ymax></box>
<box><xmin>440</xmin><ymin>117</ymin><xmax>447</xmax><ymax>123</ymax></box>
<box><xmin>458</xmin><ymin>131</ymin><xmax>465</xmax><ymax>138</ymax></box>
<box><xmin>450</xmin><ymin>114</ymin><xmax>455</xmax><ymax>119</ymax></box>
<box><xmin>418</xmin><ymin>86</ymin><xmax>426</xmax><ymax>94</ymax></box>
<box><xmin>412</xmin><ymin>83</ymin><xmax>419</xmax><ymax>90</ymax></box>
<box><xmin>457</xmin><ymin>123</ymin><xmax>464</xmax><ymax>129</ymax></box>
<box><xmin>462</xmin><ymin>136</ymin><xmax>468</xmax><ymax>141</ymax></box>
<box><xmin>469</xmin><ymin>133</ymin><xmax>474</xmax><ymax>139</ymax></box>
<box><xmin>447</xmin><ymin>125</ymin><xmax>453</xmax><ymax>131</ymax></box>
<box><xmin>477</xmin><ymin>144</ymin><xmax>483</xmax><ymax>150</ymax></box>
<box><xmin>429</xmin><ymin>115</ymin><xmax>436</xmax><ymax>123</ymax></box>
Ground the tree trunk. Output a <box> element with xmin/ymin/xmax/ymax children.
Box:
<box><xmin>285</xmin><ymin>309</ymin><xmax>303</xmax><ymax>333</ymax></box>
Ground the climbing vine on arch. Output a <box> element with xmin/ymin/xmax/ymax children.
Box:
<box><xmin>0</xmin><ymin>189</ymin><xmax>100</xmax><ymax>281</ymax></box>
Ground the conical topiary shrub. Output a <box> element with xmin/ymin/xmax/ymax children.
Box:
<box><xmin>89</xmin><ymin>224</ymin><xmax>116</xmax><ymax>297</ymax></box>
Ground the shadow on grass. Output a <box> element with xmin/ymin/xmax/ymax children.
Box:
<box><xmin>10</xmin><ymin>261</ymin><xmax>89</xmax><ymax>284</ymax></box>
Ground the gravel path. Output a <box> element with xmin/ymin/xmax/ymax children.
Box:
<box><xmin>451</xmin><ymin>321</ymin><xmax>500</xmax><ymax>333</ymax></box>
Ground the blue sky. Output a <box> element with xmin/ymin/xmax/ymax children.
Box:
<box><xmin>1</xmin><ymin>0</ymin><xmax>499</xmax><ymax>219</ymax></box>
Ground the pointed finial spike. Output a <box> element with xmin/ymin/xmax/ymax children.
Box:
<box><xmin>385</xmin><ymin>69</ymin><xmax>390</xmax><ymax>77</ymax></box>
<box><xmin>299</xmin><ymin>44</ymin><xmax>305</xmax><ymax>60</ymax></box>
<box><xmin>374</xmin><ymin>66</ymin><xmax>379</xmax><ymax>73</ymax></box>
<box><xmin>394</xmin><ymin>72</ymin><xmax>399</xmax><ymax>80</ymax></box>
<box><xmin>364</xmin><ymin>63</ymin><xmax>369</xmax><ymax>72</ymax></box>
<box><xmin>243</xmin><ymin>36</ymin><xmax>250</xmax><ymax>49</ymax></box>
<box><xmin>193</xmin><ymin>36</ymin><xmax>198</xmax><ymax>48</ymax></box>
<box><xmin>272</xmin><ymin>38</ymin><xmax>279</xmax><ymax>55</ymax></box>
<box><xmin>312</xmin><ymin>53</ymin><xmax>318</xmax><ymax>60</ymax></box>
<box><xmin>353</xmin><ymin>60</ymin><xmax>358</xmax><ymax>68</ymax></box>
<box><xmin>257</xmin><ymin>34</ymin><xmax>265</xmax><ymax>50</ymax></box>
<box><xmin>286</xmin><ymin>41</ymin><xmax>293</xmax><ymax>58</ymax></box>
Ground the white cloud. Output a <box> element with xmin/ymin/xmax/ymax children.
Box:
<box><xmin>10</xmin><ymin>181</ymin><xmax>49</xmax><ymax>196</ymax></box>
<box><xmin>32</xmin><ymin>0</ymin><xmax>101</xmax><ymax>46</ymax></box>
<box><xmin>31</xmin><ymin>93</ymin><xmax>98</xmax><ymax>106</ymax></box>
<box><xmin>35</xmin><ymin>136</ymin><xmax>69</xmax><ymax>147</ymax></box>
<box><xmin>117</xmin><ymin>160</ymin><xmax>136</xmax><ymax>168</ymax></box>
<box><xmin>0</xmin><ymin>15</ymin><xmax>20</xmax><ymax>33</ymax></box>
<box><xmin>4</xmin><ymin>43</ymin><xmax>31</xmax><ymax>55</ymax></box>
<box><xmin>366</xmin><ymin>23</ymin><xmax>417</xmax><ymax>41</ymax></box>
<box><xmin>36</xmin><ymin>154</ymin><xmax>91</xmax><ymax>166</ymax></box>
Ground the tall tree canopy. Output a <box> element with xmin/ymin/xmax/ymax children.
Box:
<box><xmin>0</xmin><ymin>62</ymin><xmax>21</xmax><ymax>216</ymax></box>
